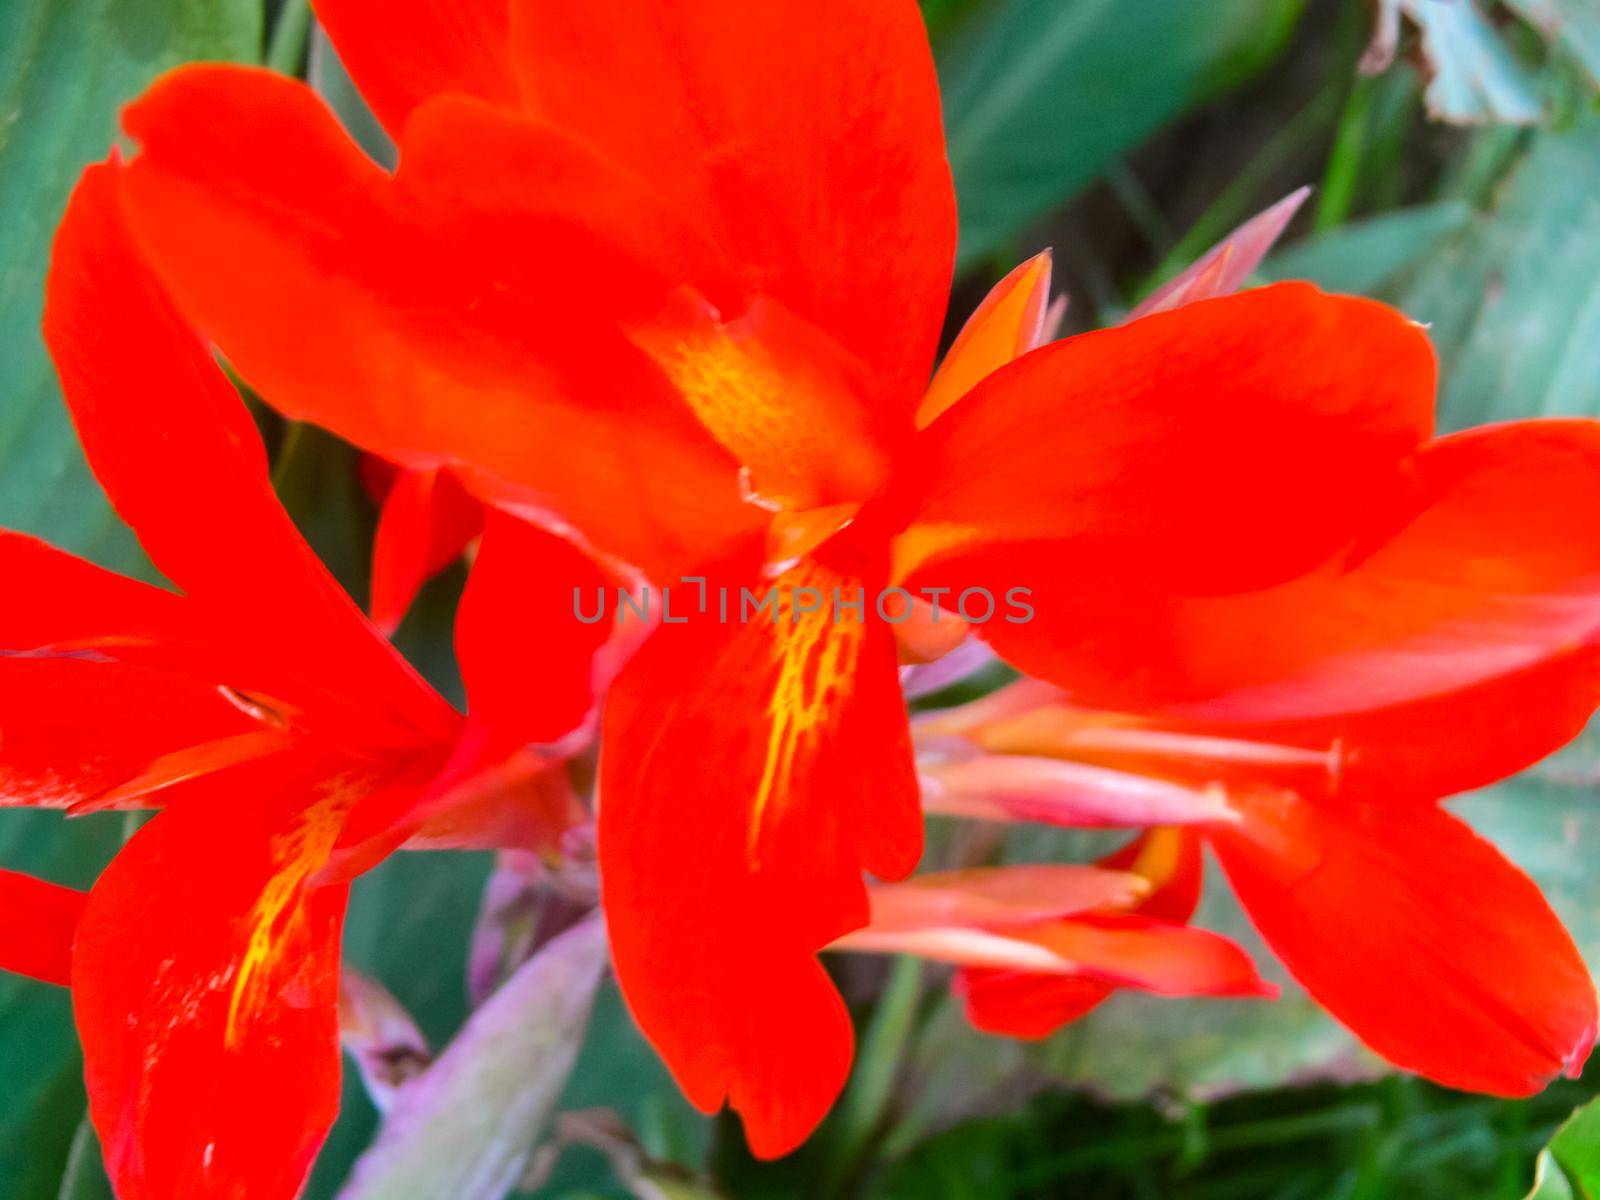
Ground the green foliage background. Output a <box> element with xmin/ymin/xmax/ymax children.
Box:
<box><xmin>2</xmin><ymin>0</ymin><xmax>1600</xmax><ymax>1196</ymax></box>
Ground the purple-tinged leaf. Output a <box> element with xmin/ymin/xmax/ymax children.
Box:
<box><xmin>338</xmin><ymin>913</ymin><xmax>607</xmax><ymax>1200</ymax></box>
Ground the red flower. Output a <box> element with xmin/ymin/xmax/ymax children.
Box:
<box><xmin>0</xmin><ymin>163</ymin><xmax>610</xmax><ymax>1200</ymax></box>
<box><xmin>918</xmin><ymin>670</ymin><xmax>1600</xmax><ymax>1092</ymax></box>
<box><xmin>97</xmin><ymin>0</ymin><xmax>1600</xmax><ymax>1158</ymax></box>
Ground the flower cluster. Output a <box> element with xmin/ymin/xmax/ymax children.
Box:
<box><xmin>2</xmin><ymin>2</ymin><xmax>1598</xmax><ymax>1197</ymax></box>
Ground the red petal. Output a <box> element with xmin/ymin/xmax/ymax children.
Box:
<box><xmin>507</xmin><ymin>0</ymin><xmax>956</xmax><ymax>405</ymax></box>
<box><xmin>0</xmin><ymin>870</ymin><xmax>87</xmax><ymax>987</ymax></box>
<box><xmin>369</xmin><ymin>467</ymin><xmax>484</xmax><ymax>637</ymax></box>
<box><xmin>401</xmin><ymin>752</ymin><xmax>583</xmax><ymax>855</ymax></box>
<box><xmin>1013</xmin><ymin>421</ymin><xmax>1600</xmax><ymax>797</ymax></box>
<box><xmin>1032</xmin><ymin>914</ymin><xmax>1272</xmax><ymax>998</ymax></box>
<box><xmin>456</xmin><ymin>511</ymin><xmax>614</xmax><ymax>751</ymax></box>
<box><xmin>919</xmin><ymin>251</ymin><xmax>1055</xmax><ymax>428</ymax></box>
<box><xmin>73</xmin><ymin>761</ymin><xmax>363</xmax><ymax>1200</ymax></box>
<box><xmin>957</xmin><ymin>971</ymin><xmax>1112</xmax><ymax>1039</ymax></box>
<box><xmin>44</xmin><ymin>161</ymin><xmax>452</xmax><ymax>740</ymax></box>
<box><xmin>0</xmin><ymin>657</ymin><xmax>275</xmax><ymax>810</ymax></box>
<box><xmin>116</xmin><ymin>68</ymin><xmax>759</xmax><ymax>580</ymax></box>
<box><xmin>0</xmin><ymin>533</ymin><xmax>276</xmax><ymax>809</ymax></box>
<box><xmin>900</xmin><ymin>286</ymin><xmax>1444</xmax><ymax>717</ymax></box>
<box><xmin>312</xmin><ymin>0</ymin><xmax>519</xmax><ymax>136</ymax></box>
<box><xmin>954</xmin><ymin>915</ymin><xmax>1271</xmax><ymax>1041</ymax></box>
<box><xmin>598</xmin><ymin>550</ymin><xmax>921</xmax><ymax>1157</ymax></box>
<box><xmin>899</xmin><ymin>284</ymin><xmax>1434</xmax><ymax>603</ymax></box>
<box><xmin>0</xmin><ymin>532</ymin><xmax>189</xmax><ymax>651</ymax></box>
<box><xmin>1211</xmin><ymin>793</ymin><xmax>1597</xmax><ymax>1094</ymax></box>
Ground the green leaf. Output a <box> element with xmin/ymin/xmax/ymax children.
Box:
<box><xmin>0</xmin><ymin>0</ymin><xmax>259</xmax><ymax>572</ymax></box>
<box><xmin>1528</xmin><ymin>1096</ymin><xmax>1600</xmax><ymax>1199</ymax></box>
<box><xmin>55</xmin><ymin>1119</ymin><xmax>114</xmax><ymax>1200</ymax></box>
<box><xmin>1264</xmin><ymin>200</ymin><xmax>1474</xmax><ymax>295</ymax></box>
<box><xmin>940</xmin><ymin>0</ymin><xmax>1305</xmax><ymax>270</ymax></box>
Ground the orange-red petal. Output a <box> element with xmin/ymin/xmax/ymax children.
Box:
<box><xmin>598</xmin><ymin>550</ymin><xmax>921</xmax><ymax>1157</ymax></box>
<box><xmin>456</xmin><ymin>511</ymin><xmax>614</xmax><ymax>753</ymax></box>
<box><xmin>45</xmin><ymin>160</ymin><xmax>453</xmax><ymax>741</ymax></box>
<box><xmin>0</xmin><ymin>656</ymin><xmax>273</xmax><ymax>811</ymax></box>
<box><xmin>506</xmin><ymin>0</ymin><xmax>957</xmax><ymax>405</ymax></box>
<box><xmin>992</xmin><ymin>421</ymin><xmax>1600</xmax><ymax>799</ymax></box>
<box><xmin>1211</xmin><ymin>792</ymin><xmax>1597</xmax><ymax>1094</ymax></box>
<box><xmin>312</xmin><ymin>0</ymin><xmax>520</xmax><ymax>136</ymax></box>
<box><xmin>919</xmin><ymin>250</ymin><xmax>1055</xmax><ymax>428</ymax></box>
<box><xmin>898</xmin><ymin>284</ymin><xmax>1435</xmax><ymax>604</ymax></box>
<box><xmin>368</xmin><ymin>467</ymin><xmax>484</xmax><ymax>637</ymax></box>
<box><xmin>73</xmin><ymin>764</ymin><xmax>362</xmax><ymax>1200</ymax></box>
<box><xmin>955</xmin><ymin>915</ymin><xmax>1272</xmax><ymax>1040</ymax></box>
<box><xmin>0</xmin><ymin>870</ymin><xmax>87</xmax><ymax>987</ymax></box>
<box><xmin>116</xmin><ymin>67</ymin><xmax>760</xmax><ymax>582</ymax></box>
<box><xmin>957</xmin><ymin>972</ymin><xmax>1113</xmax><ymax>1039</ymax></box>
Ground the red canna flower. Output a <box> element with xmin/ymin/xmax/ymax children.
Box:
<box><xmin>832</xmin><ymin>830</ymin><xmax>1274</xmax><ymax>1040</ymax></box>
<box><xmin>917</xmin><ymin>666</ymin><xmax>1600</xmax><ymax>1093</ymax></box>
<box><xmin>0</xmin><ymin>162</ymin><xmax>612</xmax><ymax>1200</ymax></box>
<box><xmin>93</xmin><ymin>0</ymin><xmax>1600</xmax><ymax>1159</ymax></box>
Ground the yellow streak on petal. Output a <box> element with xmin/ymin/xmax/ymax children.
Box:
<box><xmin>635</xmin><ymin>293</ymin><xmax>889</xmax><ymax>511</ymax></box>
<box><xmin>748</xmin><ymin>565</ymin><xmax>864</xmax><ymax>868</ymax></box>
<box><xmin>225</xmin><ymin>794</ymin><xmax>347</xmax><ymax>1047</ymax></box>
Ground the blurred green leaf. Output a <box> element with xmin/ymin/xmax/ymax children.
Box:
<box><xmin>55</xmin><ymin>1119</ymin><xmax>113</xmax><ymax>1200</ymax></box>
<box><xmin>1266</xmin><ymin>200</ymin><xmax>1474</xmax><ymax>293</ymax></box>
<box><xmin>940</xmin><ymin>0</ymin><xmax>1306</xmax><ymax>270</ymax></box>
<box><xmin>0</xmin><ymin>0</ymin><xmax>259</xmax><ymax>573</ymax></box>
<box><xmin>1528</xmin><ymin>1095</ymin><xmax>1600</xmax><ymax>1199</ymax></box>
